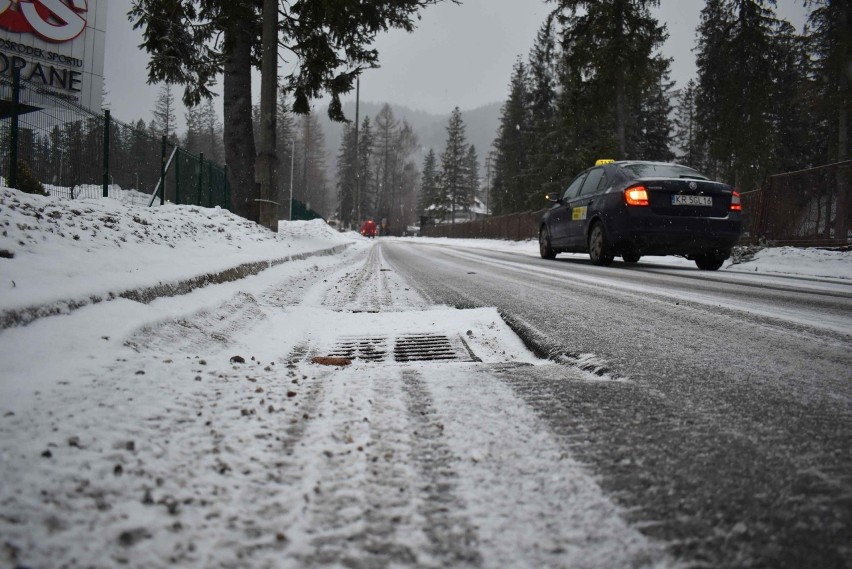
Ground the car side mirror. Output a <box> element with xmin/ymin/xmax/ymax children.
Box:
<box><xmin>545</xmin><ymin>193</ymin><xmax>560</xmax><ymax>204</ymax></box>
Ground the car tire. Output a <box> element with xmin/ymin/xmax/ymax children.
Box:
<box><xmin>588</xmin><ymin>222</ymin><xmax>614</xmax><ymax>266</ymax></box>
<box><xmin>694</xmin><ymin>253</ymin><xmax>726</xmax><ymax>271</ymax></box>
<box><xmin>622</xmin><ymin>252</ymin><xmax>641</xmax><ymax>264</ymax></box>
<box><xmin>539</xmin><ymin>226</ymin><xmax>556</xmax><ymax>260</ymax></box>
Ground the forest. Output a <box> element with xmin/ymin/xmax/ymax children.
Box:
<box><xmin>6</xmin><ymin>0</ymin><xmax>846</xmax><ymax>233</ymax></box>
<box><xmin>488</xmin><ymin>0</ymin><xmax>849</xmax><ymax>216</ymax></box>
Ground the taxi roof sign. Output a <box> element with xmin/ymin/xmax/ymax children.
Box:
<box><xmin>595</xmin><ymin>159</ymin><xmax>615</xmax><ymax>166</ymax></box>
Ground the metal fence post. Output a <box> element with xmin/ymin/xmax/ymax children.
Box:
<box><xmin>159</xmin><ymin>136</ymin><xmax>167</xmax><ymax>206</ymax></box>
<box><xmin>175</xmin><ymin>148</ymin><xmax>181</xmax><ymax>205</ymax></box>
<box><xmin>208</xmin><ymin>159</ymin><xmax>214</xmax><ymax>208</ymax></box>
<box><xmin>102</xmin><ymin>109</ymin><xmax>110</xmax><ymax>198</ymax></box>
<box><xmin>9</xmin><ymin>66</ymin><xmax>20</xmax><ymax>189</ymax></box>
<box><xmin>224</xmin><ymin>165</ymin><xmax>230</xmax><ymax>211</ymax></box>
<box><xmin>197</xmin><ymin>153</ymin><xmax>204</xmax><ymax>207</ymax></box>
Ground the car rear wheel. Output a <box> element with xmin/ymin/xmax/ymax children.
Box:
<box><xmin>539</xmin><ymin>226</ymin><xmax>556</xmax><ymax>259</ymax></box>
<box><xmin>588</xmin><ymin>223</ymin><xmax>614</xmax><ymax>266</ymax></box>
<box><xmin>694</xmin><ymin>253</ymin><xmax>726</xmax><ymax>271</ymax></box>
<box><xmin>622</xmin><ymin>252</ymin><xmax>641</xmax><ymax>264</ymax></box>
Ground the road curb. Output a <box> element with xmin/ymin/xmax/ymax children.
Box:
<box><xmin>0</xmin><ymin>243</ymin><xmax>353</xmax><ymax>331</ymax></box>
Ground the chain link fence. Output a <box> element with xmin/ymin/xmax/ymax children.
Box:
<box><xmin>0</xmin><ymin>70</ymin><xmax>228</xmax><ymax>210</ymax></box>
<box><xmin>742</xmin><ymin>161</ymin><xmax>850</xmax><ymax>246</ymax></box>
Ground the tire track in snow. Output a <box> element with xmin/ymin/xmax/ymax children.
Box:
<box><xmin>401</xmin><ymin>369</ymin><xmax>484</xmax><ymax>567</ymax></box>
<box><xmin>320</xmin><ymin>244</ymin><xmax>427</xmax><ymax>313</ymax></box>
<box><xmin>124</xmin><ymin>292</ymin><xmax>266</xmax><ymax>355</ymax></box>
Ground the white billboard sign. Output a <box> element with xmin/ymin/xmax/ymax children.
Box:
<box><xmin>0</xmin><ymin>0</ymin><xmax>107</xmax><ymax>110</ymax></box>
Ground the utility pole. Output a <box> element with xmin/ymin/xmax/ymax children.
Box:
<box><xmin>256</xmin><ymin>0</ymin><xmax>279</xmax><ymax>232</ymax></box>
<box><xmin>354</xmin><ymin>77</ymin><xmax>360</xmax><ymax>227</ymax></box>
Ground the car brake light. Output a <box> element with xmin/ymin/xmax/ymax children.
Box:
<box><xmin>624</xmin><ymin>185</ymin><xmax>649</xmax><ymax>206</ymax></box>
<box><xmin>730</xmin><ymin>190</ymin><xmax>742</xmax><ymax>212</ymax></box>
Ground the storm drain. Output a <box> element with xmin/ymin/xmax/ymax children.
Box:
<box><xmin>327</xmin><ymin>336</ymin><xmax>388</xmax><ymax>362</ymax></box>
<box><xmin>395</xmin><ymin>334</ymin><xmax>459</xmax><ymax>362</ymax></box>
<box><xmin>323</xmin><ymin>334</ymin><xmax>478</xmax><ymax>364</ymax></box>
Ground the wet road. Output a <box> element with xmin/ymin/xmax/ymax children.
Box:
<box><xmin>380</xmin><ymin>240</ymin><xmax>852</xmax><ymax>569</ymax></box>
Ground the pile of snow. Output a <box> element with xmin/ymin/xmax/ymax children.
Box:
<box><xmin>0</xmin><ymin>187</ymin><xmax>354</xmax><ymax>315</ymax></box>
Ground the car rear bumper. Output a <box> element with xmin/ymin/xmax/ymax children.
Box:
<box><xmin>608</xmin><ymin>214</ymin><xmax>742</xmax><ymax>255</ymax></box>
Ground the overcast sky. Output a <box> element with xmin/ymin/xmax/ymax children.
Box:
<box><xmin>104</xmin><ymin>0</ymin><xmax>809</xmax><ymax>130</ymax></box>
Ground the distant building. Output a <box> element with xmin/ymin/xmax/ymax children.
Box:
<box><xmin>0</xmin><ymin>0</ymin><xmax>107</xmax><ymax>115</ymax></box>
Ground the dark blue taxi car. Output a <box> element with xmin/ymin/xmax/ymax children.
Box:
<box><xmin>539</xmin><ymin>160</ymin><xmax>743</xmax><ymax>270</ymax></box>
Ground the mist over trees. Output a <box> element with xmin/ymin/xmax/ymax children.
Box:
<box><xmin>335</xmin><ymin>104</ymin><xmax>421</xmax><ymax>232</ymax></box>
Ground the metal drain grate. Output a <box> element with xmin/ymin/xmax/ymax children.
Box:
<box><xmin>327</xmin><ymin>336</ymin><xmax>388</xmax><ymax>362</ymax></box>
<box><xmin>394</xmin><ymin>334</ymin><xmax>459</xmax><ymax>362</ymax></box>
<box><xmin>322</xmin><ymin>334</ymin><xmax>477</xmax><ymax>363</ymax></box>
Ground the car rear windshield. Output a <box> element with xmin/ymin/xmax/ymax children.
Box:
<box><xmin>620</xmin><ymin>163</ymin><xmax>708</xmax><ymax>180</ymax></box>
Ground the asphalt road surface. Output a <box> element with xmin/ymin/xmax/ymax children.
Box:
<box><xmin>380</xmin><ymin>240</ymin><xmax>852</xmax><ymax>569</ymax></box>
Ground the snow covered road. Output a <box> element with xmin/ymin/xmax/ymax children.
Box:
<box><xmin>2</xmin><ymin>189</ymin><xmax>850</xmax><ymax>568</ymax></box>
<box><xmin>380</xmin><ymin>239</ymin><xmax>852</xmax><ymax>569</ymax></box>
<box><xmin>1</xmin><ymin>240</ymin><xmax>673</xmax><ymax>568</ymax></box>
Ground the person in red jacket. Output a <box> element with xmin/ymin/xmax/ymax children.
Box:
<box><xmin>360</xmin><ymin>219</ymin><xmax>377</xmax><ymax>238</ymax></box>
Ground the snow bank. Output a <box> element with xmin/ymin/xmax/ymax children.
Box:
<box><xmin>0</xmin><ymin>187</ymin><xmax>355</xmax><ymax>316</ymax></box>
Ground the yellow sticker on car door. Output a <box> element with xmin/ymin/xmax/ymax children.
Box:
<box><xmin>572</xmin><ymin>206</ymin><xmax>588</xmax><ymax>221</ymax></box>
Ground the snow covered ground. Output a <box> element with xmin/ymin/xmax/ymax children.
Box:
<box><xmin>0</xmin><ymin>187</ymin><xmax>849</xmax><ymax>568</ymax></box>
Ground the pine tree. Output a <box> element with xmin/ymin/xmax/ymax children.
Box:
<box><xmin>673</xmin><ymin>80</ymin><xmax>700</xmax><ymax>167</ymax></box>
<box><xmin>464</xmin><ymin>145</ymin><xmax>481</xmax><ymax>219</ymax></box>
<box><xmin>418</xmin><ymin>148</ymin><xmax>443</xmax><ymax>221</ymax></box>
<box><xmin>357</xmin><ymin>116</ymin><xmax>375</xmax><ymax>222</ymax></box>
<box><xmin>391</xmin><ymin>120</ymin><xmax>420</xmax><ymax>233</ymax></box>
<box><xmin>695</xmin><ymin>0</ymin><xmax>786</xmax><ymax>191</ymax></box>
<box><xmin>771</xmin><ymin>20</ymin><xmax>816</xmax><ymax>171</ymax></box>
<box><xmin>440</xmin><ymin>107</ymin><xmax>471</xmax><ymax>223</ymax></box>
<box><xmin>491</xmin><ymin>60</ymin><xmax>530</xmax><ymax>215</ymax></box>
<box><xmin>152</xmin><ymin>83</ymin><xmax>178</xmax><ymax>143</ymax></box>
<box><xmin>184</xmin><ymin>104</ymin><xmax>203</xmax><ymax>154</ymax></box>
<box><xmin>296</xmin><ymin>112</ymin><xmax>330</xmax><ymax>216</ymax></box>
<box><xmin>553</xmin><ymin>0</ymin><xmax>668</xmax><ymax>158</ymax></box>
<box><xmin>526</xmin><ymin>16</ymin><xmax>562</xmax><ymax>202</ymax></box>
<box><xmin>374</xmin><ymin>104</ymin><xmax>400</xmax><ymax>218</ymax></box>
<box><xmin>805</xmin><ymin>0</ymin><xmax>851</xmax><ymax>237</ymax></box>
<box><xmin>199</xmin><ymin>99</ymin><xmax>224</xmax><ymax>164</ymax></box>
<box><xmin>277</xmin><ymin>90</ymin><xmax>297</xmax><ymax>218</ymax></box>
<box><xmin>336</xmin><ymin>122</ymin><xmax>358</xmax><ymax>227</ymax></box>
<box><xmin>632</xmin><ymin>64</ymin><xmax>675</xmax><ymax>161</ymax></box>
<box><xmin>806</xmin><ymin>0</ymin><xmax>851</xmax><ymax>163</ymax></box>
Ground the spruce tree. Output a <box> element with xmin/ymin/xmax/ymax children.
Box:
<box><xmin>357</xmin><ymin>116</ymin><xmax>375</xmax><ymax>222</ymax></box>
<box><xmin>418</xmin><ymin>149</ymin><xmax>442</xmax><ymax>221</ymax></box>
<box><xmin>374</xmin><ymin>104</ymin><xmax>400</xmax><ymax>219</ymax></box>
<box><xmin>277</xmin><ymin>90</ymin><xmax>296</xmax><ymax>218</ymax></box>
<box><xmin>336</xmin><ymin>123</ymin><xmax>358</xmax><ymax>227</ymax></box>
<box><xmin>491</xmin><ymin>60</ymin><xmax>530</xmax><ymax>215</ymax></box>
<box><xmin>695</xmin><ymin>0</ymin><xmax>802</xmax><ymax>191</ymax></box>
<box><xmin>464</xmin><ymin>145</ymin><xmax>481</xmax><ymax>218</ymax></box>
<box><xmin>526</xmin><ymin>16</ymin><xmax>562</xmax><ymax>202</ymax></box>
<box><xmin>296</xmin><ymin>112</ymin><xmax>330</xmax><ymax>216</ymax></box>
<box><xmin>440</xmin><ymin>107</ymin><xmax>471</xmax><ymax>223</ymax></box>
<box><xmin>673</xmin><ymin>80</ymin><xmax>700</xmax><ymax>167</ymax></box>
<box><xmin>553</xmin><ymin>0</ymin><xmax>668</xmax><ymax>158</ymax></box>
<box><xmin>152</xmin><ymin>83</ymin><xmax>178</xmax><ymax>143</ymax></box>
<box><xmin>632</xmin><ymin>64</ymin><xmax>675</xmax><ymax>162</ymax></box>
<box><xmin>806</xmin><ymin>0</ymin><xmax>851</xmax><ymax>163</ymax></box>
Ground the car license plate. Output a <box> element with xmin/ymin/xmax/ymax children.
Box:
<box><xmin>672</xmin><ymin>195</ymin><xmax>712</xmax><ymax>206</ymax></box>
